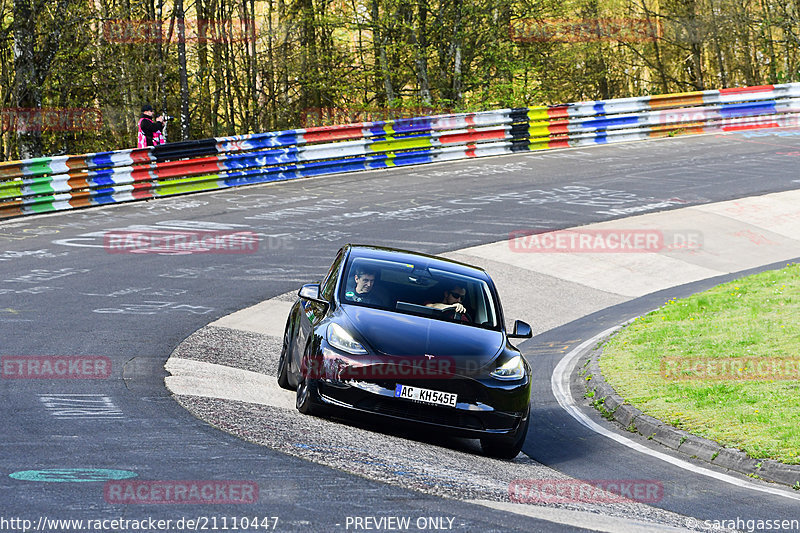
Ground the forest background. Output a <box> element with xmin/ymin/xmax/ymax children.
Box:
<box><xmin>3</xmin><ymin>0</ymin><xmax>799</xmax><ymax>160</ymax></box>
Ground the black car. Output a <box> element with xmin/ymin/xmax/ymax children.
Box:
<box><xmin>277</xmin><ymin>245</ymin><xmax>533</xmax><ymax>459</ymax></box>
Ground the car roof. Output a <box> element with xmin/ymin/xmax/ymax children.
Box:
<box><xmin>345</xmin><ymin>244</ymin><xmax>491</xmax><ymax>281</ymax></box>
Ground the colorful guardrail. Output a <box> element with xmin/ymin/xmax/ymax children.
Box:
<box><xmin>2</xmin><ymin>83</ymin><xmax>799</xmax><ymax>219</ymax></box>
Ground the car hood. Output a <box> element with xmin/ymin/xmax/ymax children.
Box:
<box><xmin>341</xmin><ymin>305</ymin><xmax>504</xmax><ymax>369</ymax></box>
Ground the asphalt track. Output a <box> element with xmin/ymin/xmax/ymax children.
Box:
<box><xmin>2</xmin><ymin>129</ymin><xmax>800</xmax><ymax>532</ymax></box>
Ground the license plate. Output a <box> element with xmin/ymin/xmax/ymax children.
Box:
<box><xmin>394</xmin><ymin>384</ymin><xmax>457</xmax><ymax>408</ymax></box>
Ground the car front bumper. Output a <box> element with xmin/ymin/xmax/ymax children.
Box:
<box><xmin>315</xmin><ymin>374</ymin><xmax>530</xmax><ymax>438</ymax></box>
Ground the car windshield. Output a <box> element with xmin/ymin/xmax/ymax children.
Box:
<box><xmin>339</xmin><ymin>257</ymin><xmax>500</xmax><ymax>330</ymax></box>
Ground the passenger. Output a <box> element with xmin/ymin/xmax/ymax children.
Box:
<box><xmin>426</xmin><ymin>283</ymin><xmax>470</xmax><ymax>321</ymax></box>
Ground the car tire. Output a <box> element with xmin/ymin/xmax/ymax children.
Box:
<box><xmin>480</xmin><ymin>410</ymin><xmax>529</xmax><ymax>460</ymax></box>
<box><xmin>277</xmin><ymin>319</ymin><xmax>294</xmax><ymax>391</ymax></box>
<box><xmin>296</xmin><ymin>377</ymin><xmax>326</xmax><ymax>417</ymax></box>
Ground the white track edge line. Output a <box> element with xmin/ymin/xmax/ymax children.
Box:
<box><xmin>469</xmin><ymin>499</ymin><xmax>689</xmax><ymax>533</ymax></box>
<box><xmin>550</xmin><ymin>326</ymin><xmax>800</xmax><ymax>502</ymax></box>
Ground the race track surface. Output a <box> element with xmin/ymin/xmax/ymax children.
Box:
<box><xmin>2</xmin><ymin>130</ymin><xmax>800</xmax><ymax>532</ymax></box>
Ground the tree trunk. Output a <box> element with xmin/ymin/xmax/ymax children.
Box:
<box><xmin>413</xmin><ymin>0</ymin><xmax>431</xmax><ymax>105</ymax></box>
<box><xmin>157</xmin><ymin>0</ymin><xmax>166</xmax><ymax>117</ymax></box>
<box><xmin>761</xmin><ymin>0</ymin><xmax>777</xmax><ymax>83</ymax></box>
<box><xmin>249</xmin><ymin>0</ymin><xmax>260</xmax><ymax>131</ymax></box>
<box><xmin>734</xmin><ymin>1</ymin><xmax>756</xmax><ymax>86</ymax></box>
<box><xmin>217</xmin><ymin>0</ymin><xmax>236</xmax><ymax>134</ymax></box>
<box><xmin>449</xmin><ymin>0</ymin><xmax>463</xmax><ymax>104</ymax></box>
<box><xmin>708</xmin><ymin>0</ymin><xmax>728</xmax><ymax>87</ymax></box>
<box><xmin>278</xmin><ymin>0</ymin><xmax>290</xmax><ymax>120</ymax></box>
<box><xmin>176</xmin><ymin>0</ymin><xmax>191</xmax><ymax>140</ymax></box>
<box><xmin>13</xmin><ymin>0</ymin><xmax>44</xmax><ymax>158</ymax></box>
<box><xmin>266</xmin><ymin>0</ymin><xmax>276</xmax><ymax>129</ymax></box>
<box><xmin>196</xmin><ymin>0</ymin><xmax>212</xmax><ymax>137</ymax></box>
<box><xmin>640</xmin><ymin>0</ymin><xmax>669</xmax><ymax>93</ymax></box>
<box><xmin>371</xmin><ymin>0</ymin><xmax>394</xmax><ymax>103</ymax></box>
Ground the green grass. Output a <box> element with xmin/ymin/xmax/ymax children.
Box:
<box><xmin>600</xmin><ymin>263</ymin><xmax>800</xmax><ymax>464</ymax></box>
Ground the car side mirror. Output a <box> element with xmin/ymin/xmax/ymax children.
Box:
<box><xmin>298</xmin><ymin>284</ymin><xmax>327</xmax><ymax>307</ymax></box>
<box><xmin>508</xmin><ymin>320</ymin><xmax>532</xmax><ymax>339</ymax></box>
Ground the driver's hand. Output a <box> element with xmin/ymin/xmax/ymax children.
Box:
<box><xmin>452</xmin><ymin>303</ymin><xmax>466</xmax><ymax>314</ymax></box>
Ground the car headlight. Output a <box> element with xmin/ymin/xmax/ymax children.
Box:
<box><xmin>491</xmin><ymin>355</ymin><xmax>524</xmax><ymax>380</ymax></box>
<box><xmin>327</xmin><ymin>323</ymin><xmax>368</xmax><ymax>355</ymax></box>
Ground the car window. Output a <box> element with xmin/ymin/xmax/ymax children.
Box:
<box><xmin>340</xmin><ymin>257</ymin><xmax>500</xmax><ymax>330</ymax></box>
<box><xmin>320</xmin><ymin>250</ymin><xmax>345</xmax><ymax>301</ymax></box>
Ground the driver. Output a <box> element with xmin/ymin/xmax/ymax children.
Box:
<box><xmin>426</xmin><ymin>283</ymin><xmax>469</xmax><ymax>321</ymax></box>
<box><xmin>344</xmin><ymin>266</ymin><xmax>387</xmax><ymax>306</ymax></box>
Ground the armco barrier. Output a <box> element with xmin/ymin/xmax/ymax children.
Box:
<box><xmin>2</xmin><ymin>83</ymin><xmax>799</xmax><ymax>219</ymax></box>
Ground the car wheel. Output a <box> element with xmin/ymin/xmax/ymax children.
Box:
<box><xmin>277</xmin><ymin>320</ymin><xmax>294</xmax><ymax>391</ymax></box>
<box><xmin>296</xmin><ymin>377</ymin><xmax>326</xmax><ymax>417</ymax></box>
<box><xmin>480</xmin><ymin>410</ymin><xmax>529</xmax><ymax>460</ymax></box>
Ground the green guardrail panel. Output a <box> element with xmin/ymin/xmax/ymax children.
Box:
<box><xmin>369</xmin><ymin>137</ymin><xmax>434</xmax><ymax>153</ymax></box>
<box><xmin>25</xmin><ymin>182</ymin><xmax>58</xmax><ymax>195</ymax></box>
<box><xmin>26</xmin><ymin>196</ymin><xmax>59</xmax><ymax>213</ymax></box>
<box><xmin>22</xmin><ymin>158</ymin><xmax>56</xmax><ymax>177</ymax></box>
<box><xmin>154</xmin><ymin>173</ymin><xmax>222</xmax><ymax>196</ymax></box>
<box><xmin>0</xmin><ymin>180</ymin><xmax>23</xmax><ymax>199</ymax></box>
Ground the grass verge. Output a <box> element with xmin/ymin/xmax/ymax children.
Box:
<box><xmin>600</xmin><ymin>262</ymin><xmax>800</xmax><ymax>464</ymax></box>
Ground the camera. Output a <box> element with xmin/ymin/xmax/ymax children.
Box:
<box><xmin>161</xmin><ymin>114</ymin><xmax>174</xmax><ymax>122</ymax></box>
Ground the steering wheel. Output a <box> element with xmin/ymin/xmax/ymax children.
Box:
<box><xmin>442</xmin><ymin>307</ymin><xmax>472</xmax><ymax>323</ymax></box>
